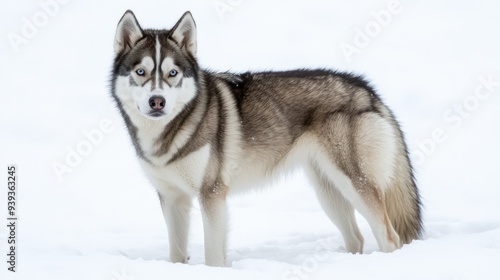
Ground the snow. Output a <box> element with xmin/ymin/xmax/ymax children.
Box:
<box><xmin>1</xmin><ymin>0</ymin><xmax>500</xmax><ymax>279</ymax></box>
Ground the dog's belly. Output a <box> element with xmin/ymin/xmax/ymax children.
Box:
<box><xmin>229</xmin><ymin>158</ymin><xmax>271</xmax><ymax>193</ymax></box>
<box><xmin>228</xmin><ymin>134</ymin><xmax>316</xmax><ymax>194</ymax></box>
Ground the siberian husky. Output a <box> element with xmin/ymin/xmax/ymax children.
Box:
<box><xmin>110</xmin><ymin>10</ymin><xmax>422</xmax><ymax>266</ymax></box>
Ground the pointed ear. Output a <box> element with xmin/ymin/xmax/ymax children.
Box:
<box><xmin>170</xmin><ymin>11</ymin><xmax>197</xmax><ymax>55</ymax></box>
<box><xmin>114</xmin><ymin>10</ymin><xmax>144</xmax><ymax>53</ymax></box>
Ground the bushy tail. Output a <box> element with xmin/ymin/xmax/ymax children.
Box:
<box><xmin>385</xmin><ymin>159</ymin><xmax>423</xmax><ymax>244</ymax></box>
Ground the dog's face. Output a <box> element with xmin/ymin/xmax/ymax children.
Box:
<box><xmin>113</xmin><ymin>11</ymin><xmax>198</xmax><ymax>120</ymax></box>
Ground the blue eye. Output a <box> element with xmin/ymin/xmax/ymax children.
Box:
<box><xmin>169</xmin><ymin>69</ymin><xmax>178</xmax><ymax>77</ymax></box>
<box><xmin>136</xmin><ymin>69</ymin><xmax>145</xmax><ymax>76</ymax></box>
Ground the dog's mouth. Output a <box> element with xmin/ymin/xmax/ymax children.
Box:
<box><xmin>135</xmin><ymin>105</ymin><xmax>167</xmax><ymax>119</ymax></box>
<box><xmin>148</xmin><ymin>111</ymin><xmax>165</xmax><ymax>118</ymax></box>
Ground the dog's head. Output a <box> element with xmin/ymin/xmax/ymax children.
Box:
<box><xmin>112</xmin><ymin>11</ymin><xmax>198</xmax><ymax>120</ymax></box>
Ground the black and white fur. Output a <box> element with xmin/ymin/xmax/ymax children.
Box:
<box><xmin>111</xmin><ymin>10</ymin><xmax>422</xmax><ymax>267</ymax></box>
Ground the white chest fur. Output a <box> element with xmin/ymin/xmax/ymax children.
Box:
<box><xmin>115</xmin><ymin>75</ymin><xmax>211</xmax><ymax>195</ymax></box>
<box><xmin>131</xmin><ymin>107</ymin><xmax>211</xmax><ymax>195</ymax></box>
<box><xmin>140</xmin><ymin>143</ymin><xmax>211</xmax><ymax>196</ymax></box>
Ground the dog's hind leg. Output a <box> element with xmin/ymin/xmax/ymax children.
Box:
<box><xmin>306</xmin><ymin>164</ymin><xmax>364</xmax><ymax>254</ymax></box>
<box><xmin>312</xmin><ymin>113</ymin><xmax>402</xmax><ymax>253</ymax></box>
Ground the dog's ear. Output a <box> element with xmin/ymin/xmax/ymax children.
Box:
<box><xmin>169</xmin><ymin>11</ymin><xmax>197</xmax><ymax>56</ymax></box>
<box><xmin>114</xmin><ymin>10</ymin><xmax>144</xmax><ymax>54</ymax></box>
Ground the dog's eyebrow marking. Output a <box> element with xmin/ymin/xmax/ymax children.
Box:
<box><xmin>139</xmin><ymin>56</ymin><xmax>154</xmax><ymax>71</ymax></box>
<box><xmin>155</xmin><ymin>35</ymin><xmax>162</xmax><ymax>90</ymax></box>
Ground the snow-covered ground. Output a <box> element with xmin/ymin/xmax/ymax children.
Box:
<box><xmin>1</xmin><ymin>0</ymin><xmax>500</xmax><ymax>279</ymax></box>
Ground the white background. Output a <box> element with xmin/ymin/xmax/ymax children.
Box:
<box><xmin>1</xmin><ymin>0</ymin><xmax>499</xmax><ymax>279</ymax></box>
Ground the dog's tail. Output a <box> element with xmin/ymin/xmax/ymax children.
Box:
<box><xmin>385</xmin><ymin>150</ymin><xmax>423</xmax><ymax>244</ymax></box>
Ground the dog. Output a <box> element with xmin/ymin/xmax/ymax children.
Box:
<box><xmin>110</xmin><ymin>10</ymin><xmax>422</xmax><ymax>267</ymax></box>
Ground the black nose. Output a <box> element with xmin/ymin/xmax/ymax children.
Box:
<box><xmin>149</xmin><ymin>96</ymin><xmax>165</xmax><ymax>110</ymax></box>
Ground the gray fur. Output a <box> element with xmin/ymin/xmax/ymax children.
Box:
<box><xmin>110</xmin><ymin>10</ymin><xmax>422</xmax><ymax>267</ymax></box>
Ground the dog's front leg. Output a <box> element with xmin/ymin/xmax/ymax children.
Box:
<box><xmin>159</xmin><ymin>191</ymin><xmax>192</xmax><ymax>263</ymax></box>
<box><xmin>200</xmin><ymin>183</ymin><xmax>228</xmax><ymax>267</ymax></box>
